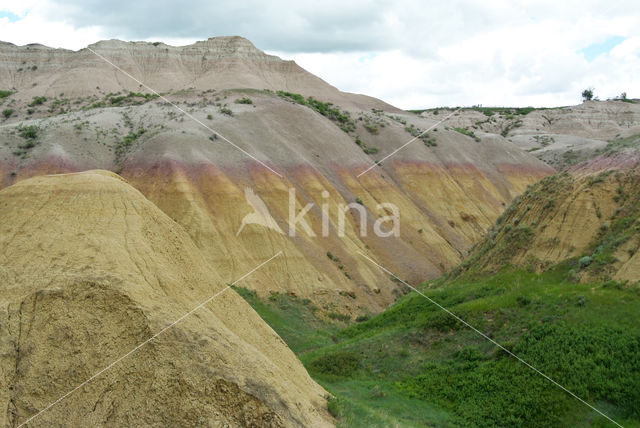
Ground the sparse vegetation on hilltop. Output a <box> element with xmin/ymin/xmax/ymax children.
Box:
<box><xmin>277</xmin><ymin>91</ymin><xmax>356</xmax><ymax>133</ymax></box>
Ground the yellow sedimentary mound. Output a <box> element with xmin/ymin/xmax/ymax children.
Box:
<box><xmin>461</xmin><ymin>155</ymin><xmax>640</xmax><ymax>284</ymax></box>
<box><xmin>0</xmin><ymin>170</ymin><xmax>331</xmax><ymax>427</ymax></box>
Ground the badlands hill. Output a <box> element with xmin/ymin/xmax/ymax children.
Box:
<box><xmin>0</xmin><ymin>36</ymin><xmax>552</xmax><ymax>316</ymax></box>
<box><xmin>419</xmin><ymin>100</ymin><xmax>640</xmax><ymax>170</ymax></box>
<box><xmin>0</xmin><ymin>170</ymin><xmax>331</xmax><ymax>427</ymax></box>
<box><xmin>456</xmin><ymin>146</ymin><xmax>640</xmax><ymax>284</ymax></box>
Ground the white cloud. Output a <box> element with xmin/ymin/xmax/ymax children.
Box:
<box><xmin>0</xmin><ymin>0</ymin><xmax>638</xmax><ymax>108</ymax></box>
<box><xmin>0</xmin><ymin>1</ymin><xmax>105</xmax><ymax>50</ymax></box>
<box><xmin>272</xmin><ymin>2</ymin><xmax>640</xmax><ymax>108</ymax></box>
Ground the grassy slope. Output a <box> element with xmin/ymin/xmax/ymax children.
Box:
<box><xmin>237</xmin><ymin>264</ymin><xmax>640</xmax><ymax>427</ymax></box>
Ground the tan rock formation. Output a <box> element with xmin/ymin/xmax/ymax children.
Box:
<box><xmin>0</xmin><ymin>170</ymin><xmax>332</xmax><ymax>427</ymax></box>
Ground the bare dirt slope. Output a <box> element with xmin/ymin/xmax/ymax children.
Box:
<box><xmin>0</xmin><ymin>37</ymin><xmax>553</xmax><ymax>315</ymax></box>
<box><xmin>0</xmin><ymin>170</ymin><xmax>331</xmax><ymax>427</ymax></box>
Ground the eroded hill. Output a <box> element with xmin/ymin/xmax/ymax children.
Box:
<box><xmin>456</xmin><ymin>148</ymin><xmax>640</xmax><ymax>285</ymax></box>
<box><xmin>0</xmin><ymin>170</ymin><xmax>331</xmax><ymax>427</ymax></box>
<box><xmin>0</xmin><ymin>37</ymin><xmax>553</xmax><ymax>315</ymax></box>
<box><xmin>419</xmin><ymin>101</ymin><xmax>640</xmax><ymax>170</ymax></box>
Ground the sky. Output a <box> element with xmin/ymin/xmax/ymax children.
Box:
<box><xmin>0</xmin><ymin>0</ymin><xmax>638</xmax><ymax>109</ymax></box>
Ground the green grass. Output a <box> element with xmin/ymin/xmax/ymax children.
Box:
<box><xmin>231</xmin><ymin>287</ymin><xmax>339</xmax><ymax>353</ymax></box>
<box><xmin>237</xmin><ymin>264</ymin><xmax>640</xmax><ymax>427</ymax></box>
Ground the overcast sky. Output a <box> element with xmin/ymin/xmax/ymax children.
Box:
<box><xmin>0</xmin><ymin>0</ymin><xmax>638</xmax><ymax>109</ymax></box>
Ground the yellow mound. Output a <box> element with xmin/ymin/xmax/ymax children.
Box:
<box><xmin>0</xmin><ymin>170</ymin><xmax>331</xmax><ymax>427</ymax></box>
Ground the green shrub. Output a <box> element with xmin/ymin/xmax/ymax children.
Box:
<box><xmin>421</xmin><ymin>311</ymin><xmax>460</xmax><ymax>332</ymax></box>
<box><xmin>88</xmin><ymin>101</ymin><xmax>106</xmax><ymax>109</ymax></box>
<box><xmin>29</xmin><ymin>96</ymin><xmax>47</xmax><ymax>107</ymax></box>
<box><xmin>19</xmin><ymin>125</ymin><xmax>39</xmax><ymax>140</ymax></box>
<box><xmin>579</xmin><ymin>256</ymin><xmax>592</xmax><ymax>269</ymax></box>
<box><xmin>363</xmin><ymin>123</ymin><xmax>379</xmax><ymax>134</ymax></box>
<box><xmin>309</xmin><ymin>351</ymin><xmax>360</xmax><ymax>377</ymax></box>
<box><xmin>453</xmin><ymin>127</ymin><xmax>481</xmax><ymax>142</ymax></box>
<box><xmin>362</xmin><ymin>146</ymin><xmax>378</xmax><ymax>154</ymax></box>
<box><xmin>219</xmin><ymin>107</ymin><xmax>233</xmax><ymax>116</ymax></box>
<box><xmin>234</xmin><ymin>97</ymin><xmax>253</xmax><ymax>104</ymax></box>
<box><xmin>2</xmin><ymin>108</ymin><xmax>13</xmax><ymax>118</ymax></box>
<box><xmin>114</xmin><ymin>128</ymin><xmax>145</xmax><ymax>160</ymax></box>
<box><xmin>0</xmin><ymin>90</ymin><xmax>14</xmax><ymax>99</ymax></box>
<box><xmin>276</xmin><ymin>91</ymin><xmax>356</xmax><ymax>133</ymax></box>
<box><xmin>326</xmin><ymin>396</ymin><xmax>341</xmax><ymax>417</ymax></box>
<box><xmin>276</xmin><ymin>91</ymin><xmax>305</xmax><ymax>104</ymax></box>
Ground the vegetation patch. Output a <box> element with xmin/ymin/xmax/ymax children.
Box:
<box><xmin>106</xmin><ymin>91</ymin><xmax>159</xmax><ymax>107</ymax></box>
<box><xmin>604</xmin><ymin>134</ymin><xmax>640</xmax><ymax>153</ymax></box>
<box><xmin>114</xmin><ymin>128</ymin><xmax>146</xmax><ymax>161</ymax></box>
<box><xmin>238</xmin><ymin>258</ymin><xmax>640</xmax><ymax>427</ymax></box>
<box><xmin>309</xmin><ymin>352</ymin><xmax>361</xmax><ymax>377</ymax></box>
<box><xmin>277</xmin><ymin>91</ymin><xmax>356</xmax><ymax>133</ymax></box>
<box><xmin>453</xmin><ymin>126</ymin><xmax>481</xmax><ymax>142</ymax></box>
<box><xmin>29</xmin><ymin>96</ymin><xmax>47</xmax><ymax>107</ymax></box>
<box><xmin>13</xmin><ymin>124</ymin><xmax>41</xmax><ymax>158</ymax></box>
<box><xmin>404</xmin><ymin>124</ymin><xmax>437</xmax><ymax>146</ymax></box>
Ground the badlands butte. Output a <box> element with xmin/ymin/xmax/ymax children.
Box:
<box><xmin>0</xmin><ymin>35</ymin><xmax>639</xmax><ymax>426</ymax></box>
